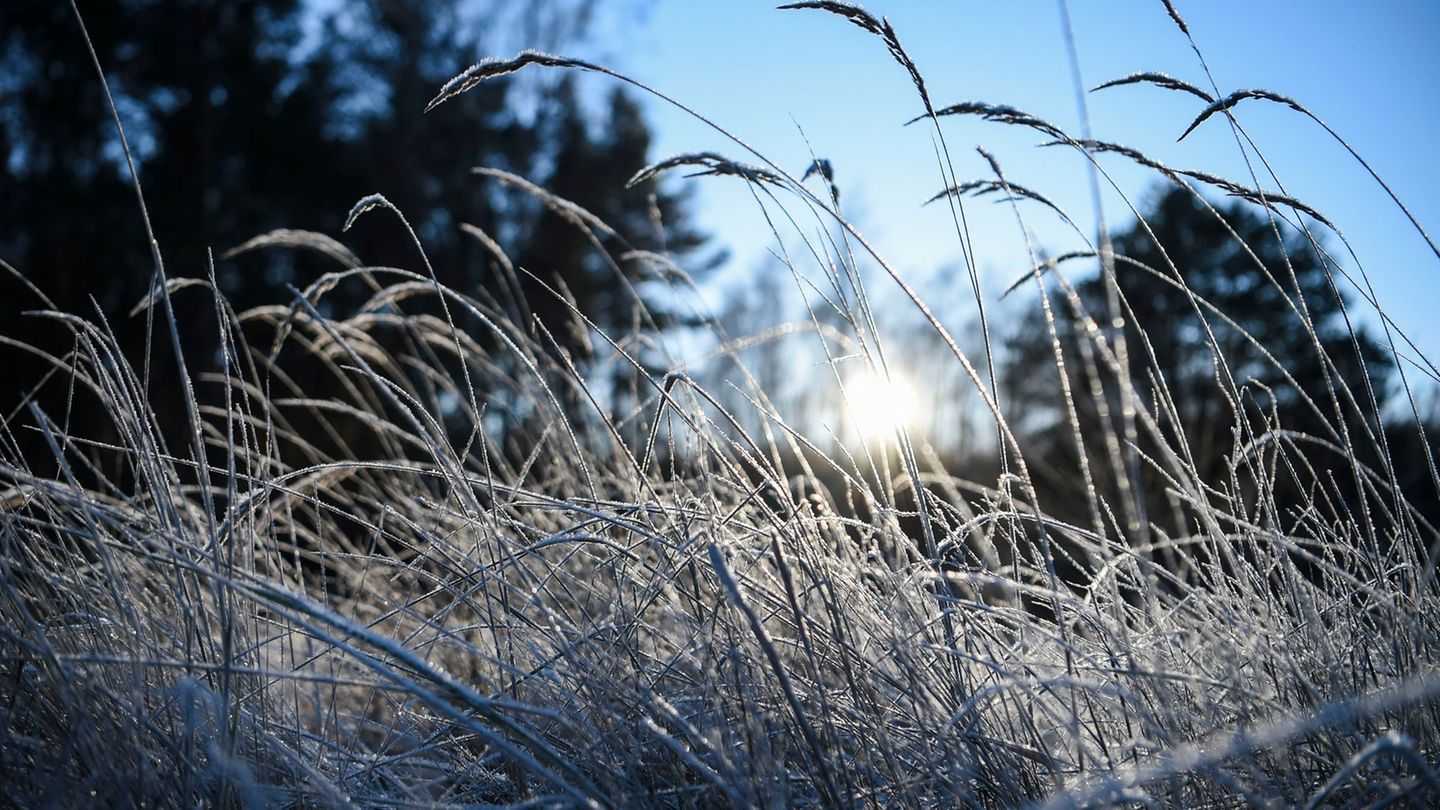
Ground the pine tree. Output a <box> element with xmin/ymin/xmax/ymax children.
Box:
<box><xmin>1003</xmin><ymin>185</ymin><xmax>1392</xmax><ymax>537</ymax></box>
<box><xmin>0</xmin><ymin>0</ymin><xmax>711</xmax><ymax>462</ymax></box>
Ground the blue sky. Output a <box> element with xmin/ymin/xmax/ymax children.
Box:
<box><xmin>582</xmin><ymin>1</ymin><xmax>1440</xmax><ymax>365</ymax></box>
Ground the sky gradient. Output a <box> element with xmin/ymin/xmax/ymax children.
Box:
<box><xmin>584</xmin><ymin>1</ymin><xmax>1440</xmax><ymax>368</ymax></box>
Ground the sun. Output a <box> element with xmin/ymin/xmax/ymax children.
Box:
<box><xmin>844</xmin><ymin>367</ymin><xmax>918</xmax><ymax>442</ymax></box>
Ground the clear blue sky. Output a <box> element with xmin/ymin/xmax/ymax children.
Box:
<box><xmin>581</xmin><ymin>0</ymin><xmax>1440</xmax><ymax>363</ymax></box>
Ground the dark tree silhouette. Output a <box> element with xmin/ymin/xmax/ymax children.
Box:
<box><xmin>0</xmin><ymin>0</ymin><xmax>710</xmax><ymax>467</ymax></box>
<box><xmin>1</xmin><ymin>0</ymin><xmax>340</xmax><ymax>470</ymax></box>
<box><xmin>1003</xmin><ymin>185</ymin><xmax>1394</xmax><ymax>543</ymax></box>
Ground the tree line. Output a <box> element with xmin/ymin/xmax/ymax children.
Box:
<box><xmin>0</xmin><ymin>0</ymin><xmax>713</xmax><ymax>469</ymax></box>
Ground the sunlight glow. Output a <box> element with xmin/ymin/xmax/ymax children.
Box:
<box><xmin>845</xmin><ymin>368</ymin><xmax>918</xmax><ymax>442</ymax></box>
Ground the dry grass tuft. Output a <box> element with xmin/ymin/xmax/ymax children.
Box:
<box><xmin>2</xmin><ymin>2</ymin><xmax>1438</xmax><ymax>808</ymax></box>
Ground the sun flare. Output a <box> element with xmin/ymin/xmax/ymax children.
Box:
<box><xmin>845</xmin><ymin>368</ymin><xmax>919</xmax><ymax>441</ymax></box>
